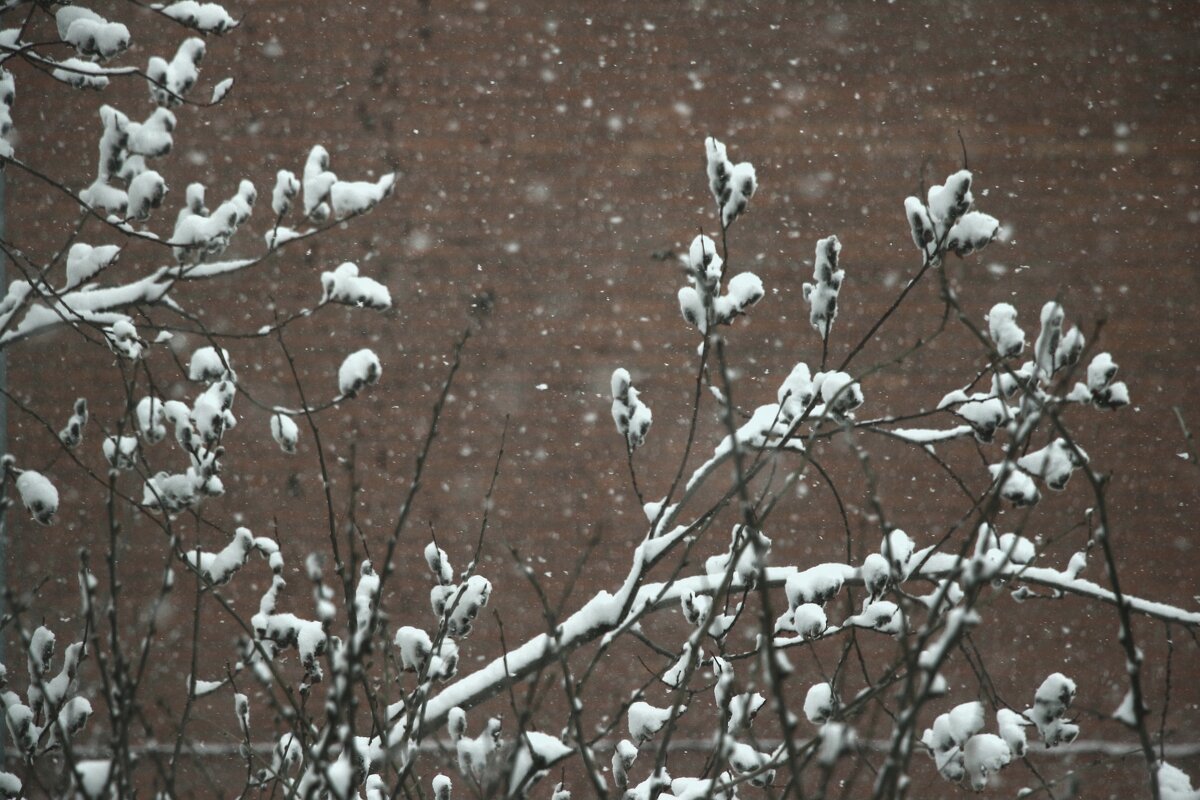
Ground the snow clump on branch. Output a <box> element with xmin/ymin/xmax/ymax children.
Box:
<box><xmin>611</xmin><ymin>368</ymin><xmax>652</xmax><ymax>450</ymax></box>
<box><xmin>337</xmin><ymin>349</ymin><xmax>382</xmax><ymax>396</ymax></box>
<box><xmin>802</xmin><ymin>235</ymin><xmax>844</xmax><ymax>337</ymax></box>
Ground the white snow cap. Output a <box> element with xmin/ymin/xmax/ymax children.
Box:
<box><xmin>803</xmin><ymin>682</ymin><xmax>835</xmax><ymax>725</ymax></box>
<box><xmin>57</xmin><ymin>7</ymin><xmax>130</xmax><ymax>61</ymax></box>
<box><xmin>947</xmin><ymin>211</ymin><xmax>999</xmax><ymax>256</ymax></box>
<box><xmin>904</xmin><ymin>196</ymin><xmax>935</xmax><ymax>256</ymax></box>
<box><xmin>136</xmin><ymin>397</ymin><xmax>167</xmax><ymax>443</ymax></box>
<box><xmin>303</xmin><ymin>145</ymin><xmax>337</xmax><ymax>220</ymax></box>
<box><xmin>270</xmin><ymin>413</ymin><xmax>299</xmax><ymax>454</ymax></box>
<box><xmin>814</xmin><ymin>371</ymin><xmax>863</xmax><ymax>417</ymax></box>
<box><xmin>777</xmin><ymin>361</ymin><xmax>814</xmax><ymax>421</ymax></box>
<box><xmin>802</xmin><ymin>235</ymin><xmax>844</xmax><ymax>337</ymax></box>
<box><xmin>1017</xmin><ymin>438</ymin><xmax>1088</xmax><ymax>491</ymax></box>
<box><xmin>188</xmin><ymin>346</ymin><xmax>234</xmax><ymax>383</ymax></box>
<box><xmin>705</xmin><ymin>137</ymin><xmax>756</xmax><ymax>227</ymax></box>
<box><xmin>102</xmin><ymin>436</ymin><xmax>138</xmax><ymax>470</ymax></box>
<box><xmin>158</xmin><ymin>2</ymin><xmax>239</xmax><ymax>33</ymax></box>
<box><xmin>321</xmin><ymin>262</ymin><xmax>392</xmax><ymax>310</ymax></box>
<box><xmin>338</xmin><ymin>349</ymin><xmax>382</xmax><ymax>396</ymax></box>
<box><xmin>610</xmin><ymin>368</ymin><xmax>652</xmax><ymax>450</ymax></box>
<box><xmin>147</xmin><ymin>37</ymin><xmax>206</xmax><ymax>107</ymax></box>
<box><xmin>989</xmin><ymin>463</ymin><xmax>1041</xmax><ymax>507</ymax></box>
<box><xmin>784</xmin><ymin>563</ymin><xmax>845</xmax><ymax>608</ymax></box>
<box><xmin>1086</xmin><ymin>352</ymin><xmax>1130</xmax><ymax>409</ymax></box>
<box><xmin>628</xmin><ymin>700</ymin><xmax>677</xmax><ymax>743</ymax></box>
<box><xmin>271</xmin><ymin>169</ymin><xmax>300</xmax><ymax>216</ymax></box>
<box><xmin>963</xmin><ymin>733</ymin><xmax>1012</xmax><ymax>791</ymax></box>
<box><xmin>927</xmin><ymin>169</ymin><xmax>973</xmax><ymax>227</ymax></box>
<box><xmin>1024</xmin><ymin>673</ymin><xmax>1079</xmax><ymax>747</ymax></box>
<box><xmin>65</xmin><ymin>243</ymin><xmax>121</xmax><ymax>289</ymax></box>
<box><xmin>986</xmin><ymin>302</ymin><xmax>1025</xmax><ymax>358</ymax></box>
<box><xmin>331</xmin><ymin>173</ymin><xmax>396</xmax><ymax>218</ymax></box>
<box><xmin>16</xmin><ymin>470</ymin><xmax>59</xmax><ymax>525</ymax></box>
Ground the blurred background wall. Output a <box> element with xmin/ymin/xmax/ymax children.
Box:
<box><xmin>6</xmin><ymin>1</ymin><xmax>1198</xmax><ymax>795</ymax></box>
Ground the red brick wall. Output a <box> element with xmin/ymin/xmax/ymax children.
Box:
<box><xmin>5</xmin><ymin>1</ymin><xmax>1199</xmax><ymax>796</ymax></box>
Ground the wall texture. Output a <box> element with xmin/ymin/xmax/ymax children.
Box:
<box><xmin>5</xmin><ymin>1</ymin><xmax>1199</xmax><ymax>796</ymax></box>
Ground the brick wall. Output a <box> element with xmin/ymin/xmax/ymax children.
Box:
<box><xmin>5</xmin><ymin>1</ymin><xmax>1199</xmax><ymax>795</ymax></box>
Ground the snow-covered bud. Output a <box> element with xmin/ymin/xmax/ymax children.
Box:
<box><xmin>136</xmin><ymin>396</ymin><xmax>167</xmax><ymax>443</ymax></box>
<box><xmin>679</xmin><ymin>590</ymin><xmax>712</xmax><ymax>627</ymax></box>
<box><xmin>860</xmin><ymin>552</ymin><xmax>890</xmax><ymax>600</ymax></box>
<box><xmin>447</xmin><ymin>707</ymin><xmax>467</xmax><ymax>742</ymax></box>
<box><xmin>424</xmin><ymin>541</ymin><xmax>454</xmax><ymax>585</ymax></box>
<box><xmin>338</xmin><ymin>349</ymin><xmax>382</xmax><ymax>396</ymax></box>
<box><xmin>904</xmin><ymin>196</ymin><xmax>935</xmax><ymax>256</ymax></box>
<box><xmin>986</xmin><ymin>302</ymin><xmax>1025</xmax><ymax>358</ymax></box>
<box><xmin>394</xmin><ymin>626</ymin><xmax>432</xmax><ymax>672</ymax></box>
<box><xmin>814</xmin><ymin>370</ymin><xmax>863</xmax><ymax>417</ymax></box>
<box><xmin>721</xmin><ymin>161</ymin><xmax>756</xmax><ymax>228</ymax></box>
<box><xmin>882</xmin><ymin>529</ymin><xmax>916</xmax><ymax>578</ymax></box>
<box><xmin>686</xmin><ymin>234</ymin><xmax>721</xmax><ymax>285</ymax></box>
<box><xmin>270</xmin><ymin>413</ymin><xmax>299</xmax><ymax>454</ymax></box>
<box><xmin>785</xmin><ymin>564</ymin><xmax>844</xmax><ymax>609</ymax></box>
<box><xmin>777</xmin><ymin>362</ymin><xmax>814</xmax><ymax>421</ymax></box>
<box><xmin>1055</xmin><ymin>326</ymin><xmax>1085</xmax><ymax>371</ymax></box>
<box><xmin>65</xmin><ymin>243</ymin><xmax>120</xmax><ymax>289</ymax></box>
<box><xmin>16</xmin><ymin>470</ymin><xmax>59</xmax><ymax>525</ymax></box>
<box><xmin>705</xmin><ymin>136</ymin><xmax>731</xmax><ymax>207</ymax></box>
<box><xmin>127</xmin><ymin>170</ymin><xmax>168</xmax><ymax>221</ymax></box>
<box><xmin>57</xmin><ymin>7</ymin><xmax>131</xmax><ymax>61</ymax></box>
<box><xmin>942</xmin><ymin>391</ymin><xmax>1008</xmax><ymax>442</ymax></box>
<box><xmin>431</xmin><ymin>774</ymin><xmax>451</xmax><ymax>800</ymax></box>
<box><xmin>234</xmin><ymin>692</ymin><xmax>250</xmax><ymax>737</ymax></box>
<box><xmin>792</xmin><ymin>603</ymin><xmax>827</xmax><ymax>639</ymax></box>
<box><xmin>1086</xmin><ymin>352</ymin><xmax>1129</xmax><ymax>409</ymax></box>
<box><xmin>610</xmin><ymin>368</ymin><xmax>652</xmax><ymax>450</ymax></box>
<box><xmin>321</xmin><ymin>262</ymin><xmax>392</xmax><ymax>310</ymax></box>
<box><xmin>331</xmin><ymin>173</ymin><xmax>396</xmax><ymax>218</ymax></box>
<box><xmin>713</xmin><ymin>271</ymin><xmax>764</xmax><ymax>325</ymax></box>
<box><xmin>803</xmin><ymin>682</ymin><xmax>834</xmax><ymax>725</ymax></box>
<box><xmin>160</xmin><ymin>2</ymin><xmax>238</xmax><ymax>33</ymax></box>
<box><xmin>58</xmin><ymin>398</ymin><xmax>88</xmax><ymax>449</ymax></box>
<box><xmin>127</xmin><ymin>107</ymin><xmax>176</xmax><ymax>157</ymax></box>
<box><xmin>102</xmin><ymin>436</ymin><xmax>138</xmax><ymax>471</ymax></box>
<box><xmin>430</xmin><ymin>584</ymin><xmax>455</xmax><ymax>619</ymax></box>
<box><xmin>612</xmin><ymin>739</ymin><xmax>637</xmax><ymax>788</ymax></box>
<box><xmin>725</xmin><ymin>740</ymin><xmax>773</xmax><ymax>786</ymax></box>
<box><xmin>628</xmin><ymin>701</ymin><xmax>675</xmax><ymax>743</ymax></box>
<box><xmin>189</xmin><ymin>346</ymin><xmax>234</xmax><ymax>383</ymax></box>
<box><xmin>447</xmin><ymin>575</ymin><xmax>491</xmax><ymax>637</ymax></box>
<box><xmin>927</xmin><ymin>169</ymin><xmax>973</xmax><ymax>227</ymax></box>
<box><xmin>104</xmin><ymin>318</ymin><xmax>145</xmax><ymax>359</ymax></box>
<box><xmin>846</xmin><ymin>599</ymin><xmax>903</xmax><ymax>635</ymax></box>
<box><xmin>996</xmin><ymin>708</ymin><xmax>1029</xmax><ymax>757</ymax></box>
<box><xmin>147</xmin><ymin>37</ymin><xmax>205</xmax><ymax>106</ymax></box>
<box><xmin>1024</xmin><ymin>673</ymin><xmax>1079</xmax><ymax>747</ymax></box>
<box><xmin>817</xmin><ymin>722</ymin><xmax>856</xmax><ymax>767</ymax></box>
<box><xmin>946</xmin><ymin>211</ymin><xmax>999</xmax><ymax>256</ymax></box>
<box><xmin>997</xmin><ymin>532</ymin><xmax>1036</xmax><ymax>565</ymax></box>
<box><xmin>271</xmin><ymin>169</ymin><xmax>300</xmax><ymax>216</ymax></box>
<box><xmin>1017</xmin><ymin>438</ymin><xmax>1088</xmax><ymax>491</ymax></box>
<box><xmin>303</xmin><ymin>145</ymin><xmax>337</xmax><ymax>220</ymax></box>
<box><xmin>803</xmin><ymin>235</ymin><xmax>844</xmax><ymax>337</ymax></box>
<box><xmin>988</xmin><ymin>464</ymin><xmax>1041</xmax><ymax>507</ymax></box>
<box><xmin>677</xmin><ymin>286</ymin><xmax>706</xmax><ymax>333</ymax></box>
<box><xmin>963</xmin><ymin>733</ymin><xmax>1011</xmax><ymax>791</ymax></box>
<box><xmin>1034</xmin><ymin>301</ymin><xmax>1064</xmax><ymax>377</ymax></box>
<box><xmin>58</xmin><ymin>696</ymin><xmax>93</xmax><ymax>741</ymax></box>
